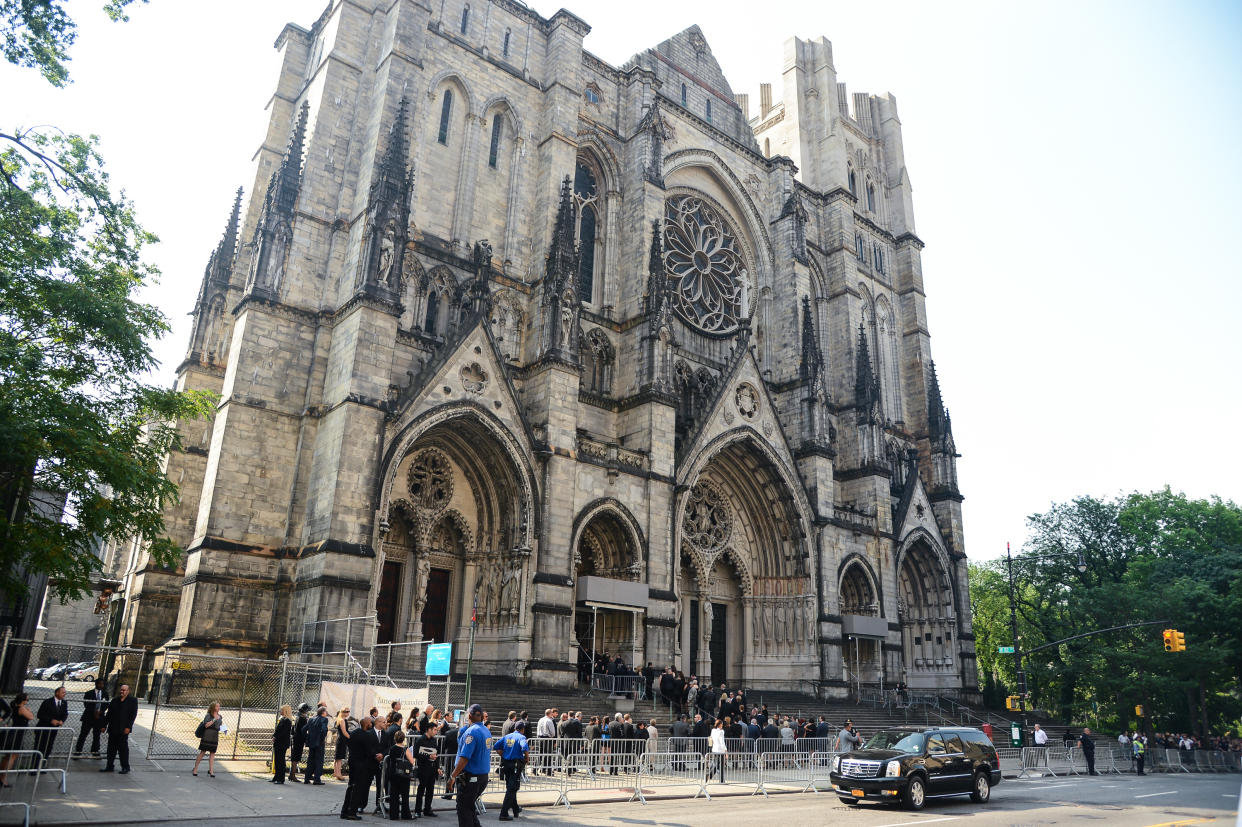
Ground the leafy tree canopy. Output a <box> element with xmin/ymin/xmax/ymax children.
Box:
<box><xmin>2</xmin><ymin>0</ymin><xmax>214</xmax><ymax>603</ymax></box>
<box><xmin>1</xmin><ymin>0</ymin><xmax>146</xmax><ymax>86</ymax></box>
<box><xmin>970</xmin><ymin>490</ymin><xmax>1242</xmax><ymax>736</ymax></box>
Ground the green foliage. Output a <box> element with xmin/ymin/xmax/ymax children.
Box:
<box><xmin>0</xmin><ymin>127</ymin><xmax>214</xmax><ymax>602</ymax></box>
<box><xmin>970</xmin><ymin>491</ymin><xmax>1242</xmax><ymax>735</ymax></box>
<box><xmin>1</xmin><ymin>0</ymin><xmax>146</xmax><ymax>86</ymax></box>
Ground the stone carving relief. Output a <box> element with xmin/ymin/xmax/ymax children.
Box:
<box><xmin>459</xmin><ymin>362</ymin><xmax>488</xmax><ymax>394</ymax></box>
<box><xmin>735</xmin><ymin>383</ymin><xmax>758</xmax><ymax>420</ymax></box>
<box><xmin>472</xmin><ymin>547</ymin><xmax>528</xmax><ymax>629</ymax></box>
<box><xmin>406</xmin><ymin>448</ymin><xmax>453</xmax><ymax>512</ymax></box>
<box><xmin>750</xmin><ymin>595</ymin><xmax>817</xmax><ymax>657</ymax></box>
<box><xmin>682</xmin><ymin>481</ymin><xmax>731</xmax><ymax>555</ymax></box>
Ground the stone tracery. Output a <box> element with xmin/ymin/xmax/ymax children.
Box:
<box><xmin>663</xmin><ymin>194</ymin><xmax>748</xmax><ymax>335</ymax></box>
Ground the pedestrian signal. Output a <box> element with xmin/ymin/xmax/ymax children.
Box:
<box><xmin>1134</xmin><ymin>704</ymin><xmax>1144</xmax><ymax>717</ymax></box>
<box><xmin>1005</xmin><ymin>695</ymin><xmax>1021</xmax><ymax>711</ymax></box>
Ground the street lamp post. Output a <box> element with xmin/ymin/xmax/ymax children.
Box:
<box><xmin>1005</xmin><ymin>542</ymin><xmax>1087</xmax><ymax>742</ymax></box>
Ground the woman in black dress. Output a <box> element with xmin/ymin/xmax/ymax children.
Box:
<box><xmin>0</xmin><ymin>693</ymin><xmax>34</xmax><ymax>787</ymax></box>
<box><xmin>192</xmin><ymin>701</ymin><xmax>223</xmax><ymax>777</ymax></box>
<box><xmin>271</xmin><ymin>705</ymin><xmax>292</xmax><ymax>783</ymax></box>
<box><xmin>332</xmin><ymin>707</ymin><xmax>352</xmax><ymax>781</ymax></box>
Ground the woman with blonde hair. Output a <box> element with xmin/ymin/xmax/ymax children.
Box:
<box><xmin>271</xmin><ymin>705</ymin><xmax>293</xmax><ymax>784</ymax></box>
<box><xmin>193</xmin><ymin>701</ymin><xmax>223</xmax><ymax>777</ymax></box>
<box><xmin>333</xmin><ymin>706</ymin><xmax>352</xmax><ymax>781</ymax></box>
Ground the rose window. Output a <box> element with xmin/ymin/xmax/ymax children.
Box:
<box><xmin>682</xmin><ymin>481</ymin><xmax>732</xmax><ymax>554</ymax></box>
<box><xmin>406</xmin><ymin>448</ymin><xmax>453</xmax><ymax>511</ymax></box>
<box><xmin>663</xmin><ymin>195</ymin><xmax>748</xmax><ymax>335</ymax></box>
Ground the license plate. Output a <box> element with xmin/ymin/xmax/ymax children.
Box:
<box><xmin>852</xmin><ymin>789</ymin><xmax>865</xmax><ymax>797</ymax></box>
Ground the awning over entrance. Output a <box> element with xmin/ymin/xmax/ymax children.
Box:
<box><xmin>575</xmin><ymin>576</ymin><xmax>649</xmax><ymax>612</ymax></box>
<box><xmin>842</xmin><ymin>613</ymin><xmax>888</xmax><ymax>640</ymax></box>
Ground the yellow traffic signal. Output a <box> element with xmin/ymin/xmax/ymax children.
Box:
<box><xmin>1163</xmin><ymin>629</ymin><xmax>1174</xmax><ymax>651</ymax></box>
<box><xmin>1135</xmin><ymin>704</ymin><xmax>1144</xmax><ymax>717</ymax></box>
<box><xmin>1175</xmin><ymin>631</ymin><xmax>1186</xmax><ymax>652</ymax></box>
<box><xmin>1005</xmin><ymin>695</ymin><xmax>1021</xmax><ymax>711</ymax></box>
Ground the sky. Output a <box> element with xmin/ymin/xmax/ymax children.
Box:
<box><xmin>5</xmin><ymin>0</ymin><xmax>1241</xmax><ymax>563</ymax></box>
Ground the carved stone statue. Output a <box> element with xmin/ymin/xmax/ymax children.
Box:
<box><xmin>414</xmin><ymin>554</ymin><xmax>431</xmax><ymax>614</ymax></box>
<box><xmin>774</xmin><ymin>600</ymin><xmax>787</xmax><ymax>644</ymax></box>
<box><xmin>378</xmin><ymin>224</ymin><xmax>396</xmax><ymax>285</ymax></box>
<box><xmin>500</xmin><ymin>554</ymin><xmax>522</xmax><ymax>622</ymax></box>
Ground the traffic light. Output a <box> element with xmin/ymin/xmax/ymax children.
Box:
<box><xmin>1175</xmin><ymin>630</ymin><xmax>1186</xmax><ymax>652</ymax></box>
<box><xmin>1005</xmin><ymin>695</ymin><xmax>1022</xmax><ymax>711</ymax></box>
<box><xmin>1163</xmin><ymin>629</ymin><xmax>1174</xmax><ymax>651</ymax></box>
<box><xmin>1134</xmin><ymin>704</ymin><xmax>1144</xmax><ymax>717</ymax></box>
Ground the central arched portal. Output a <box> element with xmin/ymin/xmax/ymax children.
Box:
<box><xmin>677</xmin><ymin>435</ymin><xmax>816</xmax><ymax>688</ymax></box>
<box><xmin>376</xmin><ymin>409</ymin><xmax>534</xmax><ymax>675</ymax></box>
<box><xmin>571</xmin><ymin>503</ymin><xmax>643</xmax><ymax>680</ymax></box>
<box><xmin>898</xmin><ymin>539</ymin><xmax>958</xmax><ymax>689</ymax></box>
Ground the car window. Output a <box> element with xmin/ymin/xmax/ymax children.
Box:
<box><xmin>946</xmin><ymin>735</ymin><xmax>965</xmax><ymax>754</ymax></box>
<box><xmin>927</xmin><ymin>734</ymin><xmax>946</xmax><ymax>753</ymax></box>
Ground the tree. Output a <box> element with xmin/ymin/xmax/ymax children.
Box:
<box><xmin>970</xmin><ymin>491</ymin><xmax>1242</xmax><ymax>736</ymax></box>
<box><xmin>2</xmin><ymin>1</ymin><xmax>213</xmax><ymax>603</ymax></box>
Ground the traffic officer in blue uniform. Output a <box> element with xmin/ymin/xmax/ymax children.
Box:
<box><xmin>446</xmin><ymin>704</ymin><xmax>490</xmax><ymax>827</ymax></box>
<box><xmin>494</xmin><ymin>720</ymin><xmax>529</xmax><ymax>821</ymax></box>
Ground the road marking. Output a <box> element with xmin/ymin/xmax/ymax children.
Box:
<box><xmin>1031</xmin><ymin>783</ymin><xmax>1075</xmax><ymax>790</ymax></box>
<box><xmin>867</xmin><ymin>818</ymin><xmax>960</xmax><ymax>827</ymax></box>
<box><xmin>1140</xmin><ymin>819</ymin><xmax>1215</xmax><ymax>827</ymax></box>
<box><xmin>1133</xmin><ymin>791</ymin><xmax>1178</xmax><ymax>799</ymax></box>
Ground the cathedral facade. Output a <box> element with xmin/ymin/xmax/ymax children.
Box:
<box><xmin>120</xmin><ymin>0</ymin><xmax>976</xmax><ymax>696</ymax></box>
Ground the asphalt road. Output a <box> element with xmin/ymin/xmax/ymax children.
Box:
<box><xmin>63</xmin><ymin>774</ymin><xmax>1240</xmax><ymax>827</ymax></box>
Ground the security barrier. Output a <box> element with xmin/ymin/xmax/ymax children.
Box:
<box><xmin>808</xmin><ymin>751</ymin><xmax>840</xmax><ymax>791</ymax></box>
<box><xmin>994</xmin><ymin>747</ymin><xmax>1023</xmax><ymax>776</ymax></box>
<box><xmin>1018</xmin><ymin>746</ymin><xmax>1053</xmax><ymax>778</ymax></box>
<box><xmin>755</xmin><ymin>751</ymin><xmax>812</xmax><ymax>796</ymax></box>
<box><xmin>627</xmin><ymin>751</ymin><xmax>709</xmax><ymax>803</ymax></box>
<box><xmin>1162</xmin><ymin>748</ymin><xmax>1191</xmax><ymax>773</ymax></box>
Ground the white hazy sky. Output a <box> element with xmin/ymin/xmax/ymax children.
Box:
<box><xmin>6</xmin><ymin>0</ymin><xmax>1241</xmax><ymax>562</ymax></box>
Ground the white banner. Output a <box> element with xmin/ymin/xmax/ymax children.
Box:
<box><xmin>318</xmin><ymin>682</ymin><xmax>428</xmax><ymax>718</ymax></box>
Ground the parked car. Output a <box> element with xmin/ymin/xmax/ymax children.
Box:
<box><xmin>46</xmin><ymin>661</ymin><xmax>92</xmax><ymax>681</ymax></box>
<box><xmin>828</xmin><ymin>726</ymin><xmax>1001</xmax><ymax>810</ymax></box>
<box><xmin>68</xmin><ymin>664</ymin><xmax>100</xmax><ymax>682</ymax></box>
<box><xmin>32</xmin><ymin>663</ymin><xmax>65</xmax><ymax>680</ymax></box>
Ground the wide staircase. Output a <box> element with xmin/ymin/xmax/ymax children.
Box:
<box><xmin>432</xmin><ymin>673</ymin><xmax>1021</xmax><ymax>741</ymax></box>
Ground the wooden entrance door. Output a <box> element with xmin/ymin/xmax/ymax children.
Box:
<box><xmin>421</xmin><ymin>568</ymin><xmax>450</xmax><ymax>643</ymax></box>
<box><xmin>376</xmin><ymin>561</ymin><xmax>402</xmax><ymax>644</ymax></box>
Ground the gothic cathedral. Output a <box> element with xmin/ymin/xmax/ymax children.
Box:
<box><xmin>123</xmin><ymin>0</ymin><xmax>976</xmax><ymax>696</ymax></box>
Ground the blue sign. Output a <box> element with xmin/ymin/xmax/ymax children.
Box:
<box><xmin>425</xmin><ymin>643</ymin><xmax>452</xmax><ymax>676</ymax></box>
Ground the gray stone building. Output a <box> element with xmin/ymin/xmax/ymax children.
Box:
<box><xmin>119</xmin><ymin>0</ymin><xmax>976</xmax><ymax>696</ymax></box>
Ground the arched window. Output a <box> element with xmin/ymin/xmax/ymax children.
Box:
<box><xmin>424</xmin><ymin>291</ymin><xmax>441</xmax><ymax>334</ymax></box>
<box><xmin>848</xmin><ymin>167</ymin><xmax>857</xmax><ymax>197</ymax></box>
<box><xmin>502</xmin><ymin>29</ymin><xmax>511</xmax><ymax>57</ymax></box>
<box><xmin>855</xmin><ymin>233</ymin><xmax>865</xmax><ymax>263</ymax></box>
<box><xmin>580</xmin><ymin>327</ymin><xmax>615</xmax><ymax>394</ymax></box>
<box><xmin>459</xmin><ymin>4</ymin><xmax>470</xmax><ymax>35</ymax></box>
<box><xmin>681</xmin><ymin>83</ymin><xmax>687</xmax><ymax>107</ymax></box>
<box><xmin>584</xmin><ymin>85</ymin><xmax>600</xmax><ymax>105</ymax></box>
<box><xmin>573</xmin><ymin>160</ymin><xmax>601</xmax><ymax>302</ymax></box>
<box><xmin>488</xmin><ymin>115</ymin><xmax>503</xmax><ymax>168</ymax></box>
<box><xmin>437</xmin><ymin>89</ymin><xmax>453</xmax><ymax>145</ymax></box>
<box><xmin>705</xmin><ymin>99</ymin><xmax>712</xmax><ymax>123</ymax></box>
<box><xmin>866</xmin><ymin>180</ymin><xmax>875</xmax><ymax>212</ymax></box>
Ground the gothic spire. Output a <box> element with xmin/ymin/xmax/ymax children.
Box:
<box><xmin>855</xmin><ymin>323</ymin><xmax>879</xmax><ymax>407</ymax></box>
<box><xmin>545</xmin><ymin>175</ymin><xmax>578</xmax><ymax>290</ymax></box>
<box><xmin>269</xmin><ymin>100</ymin><xmax>309</xmax><ymax>216</ymax></box>
<box><xmin>371</xmin><ymin>97</ymin><xmax>409</xmax><ymax>205</ymax></box>
<box><xmin>647</xmin><ymin>219</ymin><xmax>667</xmax><ymax>312</ymax></box>
<box><xmin>204</xmin><ymin>186</ymin><xmax>243</xmax><ymax>287</ymax></box>
<box><xmin>799</xmin><ymin>296</ymin><xmax>824</xmax><ymax>384</ymax></box>
<box><xmin>927</xmin><ymin>360</ymin><xmax>947</xmax><ymax>439</ymax></box>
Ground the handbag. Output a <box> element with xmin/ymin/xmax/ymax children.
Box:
<box><xmin>195</xmin><ymin>720</ymin><xmax>206</xmax><ymax>739</ymax></box>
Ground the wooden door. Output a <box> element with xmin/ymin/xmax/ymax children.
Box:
<box><xmin>421</xmin><ymin>568</ymin><xmax>451</xmax><ymax>644</ymax></box>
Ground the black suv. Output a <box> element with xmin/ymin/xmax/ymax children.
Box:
<box><xmin>828</xmin><ymin>727</ymin><xmax>1001</xmax><ymax>810</ymax></box>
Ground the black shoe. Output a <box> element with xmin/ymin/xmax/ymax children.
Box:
<box><xmin>119</xmin><ymin>769</ymin><xmax>130</xmax><ymax>774</ymax></box>
<box><xmin>313</xmin><ymin>780</ymin><xmax>326</xmax><ymax>785</ymax></box>
<box><xmin>423</xmin><ymin>812</ymin><xmax>437</xmax><ymax>817</ymax></box>
<box><xmin>498</xmin><ymin>817</ymin><xmax>513</xmax><ymax>822</ymax></box>
<box><xmin>100</xmin><ymin>767</ymin><xmax>114</xmax><ymax>773</ymax></box>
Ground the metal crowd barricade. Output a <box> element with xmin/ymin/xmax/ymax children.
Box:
<box><xmin>994</xmin><ymin>747</ymin><xmax>1023</xmax><ymax>777</ymax></box>
<box><xmin>755</xmin><ymin>751</ymin><xmax>812</xmax><ymax>797</ymax></box>
<box><xmin>588</xmin><ymin>675</ymin><xmax>645</xmax><ymax>698</ymax></box>
<box><xmin>1163</xmin><ymin>748</ymin><xmax>1190</xmax><ymax>773</ymax></box>
<box><xmin>628</xmin><ymin>751</ymin><xmax>709</xmax><ymax>803</ymax></box>
<box><xmin>1102</xmin><ymin>746</ymin><xmax>1127</xmax><ymax>774</ymax></box>
<box><xmin>0</xmin><ymin>801</ymin><xmax>30</xmax><ymax>827</ymax></box>
<box><xmin>808</xmin><ymin>751</ymin><xmax>839</xmax><ymax>792</ymax></box>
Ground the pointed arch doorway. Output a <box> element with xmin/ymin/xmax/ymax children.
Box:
<box><xmin>572</xmin><ymin>503</ymin><xmax>647</xmax><ymax>680</ymax></box>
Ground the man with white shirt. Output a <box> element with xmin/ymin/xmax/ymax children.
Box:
<box><xmin>1033</xmin><ymin>723</ymin><xmax>1048</xmax><ymax>746</ymax></box>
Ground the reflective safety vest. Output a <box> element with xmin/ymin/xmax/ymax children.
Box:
<box><xmin>1133</xmin><ymin>740</ymin><xmax>1145</xmax><ymax>756</ymax></box>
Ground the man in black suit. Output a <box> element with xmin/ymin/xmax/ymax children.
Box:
<box><xmin>341</xmin><ymin>716</ymin><xmax>382</xmax><ymax>820</ymax></box>
<box><xmin>34</xmin><ymin>686</ymin><xmax>69</xmax><ymax>761</ymax></box>
<box><xmin>101</xmin><ymin>684</ymin><xmax>138</xmax><ymax>773</ymax></box>
<box><xmin>75</xmin><ymin>679</ymin><xmax>109</xmax><ymax>757</ymax></box>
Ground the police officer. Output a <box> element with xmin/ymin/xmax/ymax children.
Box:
<box><xmin>446</xmin><ymin>704</ymin><xmax>490</xmax><ymax>827</ymax></box>
<box><xmin>494</xmin><ymin>719</ymin><xmax>528</xmax><ymax>821</ymax></box>
<box><xmin>1133</xmin><ymin>735</ymin><xmax>1146</xmax><ymax>775</ymax></box>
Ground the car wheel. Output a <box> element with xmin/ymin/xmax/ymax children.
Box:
<box><xmin>970</xmin><ymin>771</ymin><xmax>991</xmax><ymax>803</ymax></box>
<box><xmin>904</xmin><ymin>776</ymin><xmax>926</xmax><ymax>810</ymax></box>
